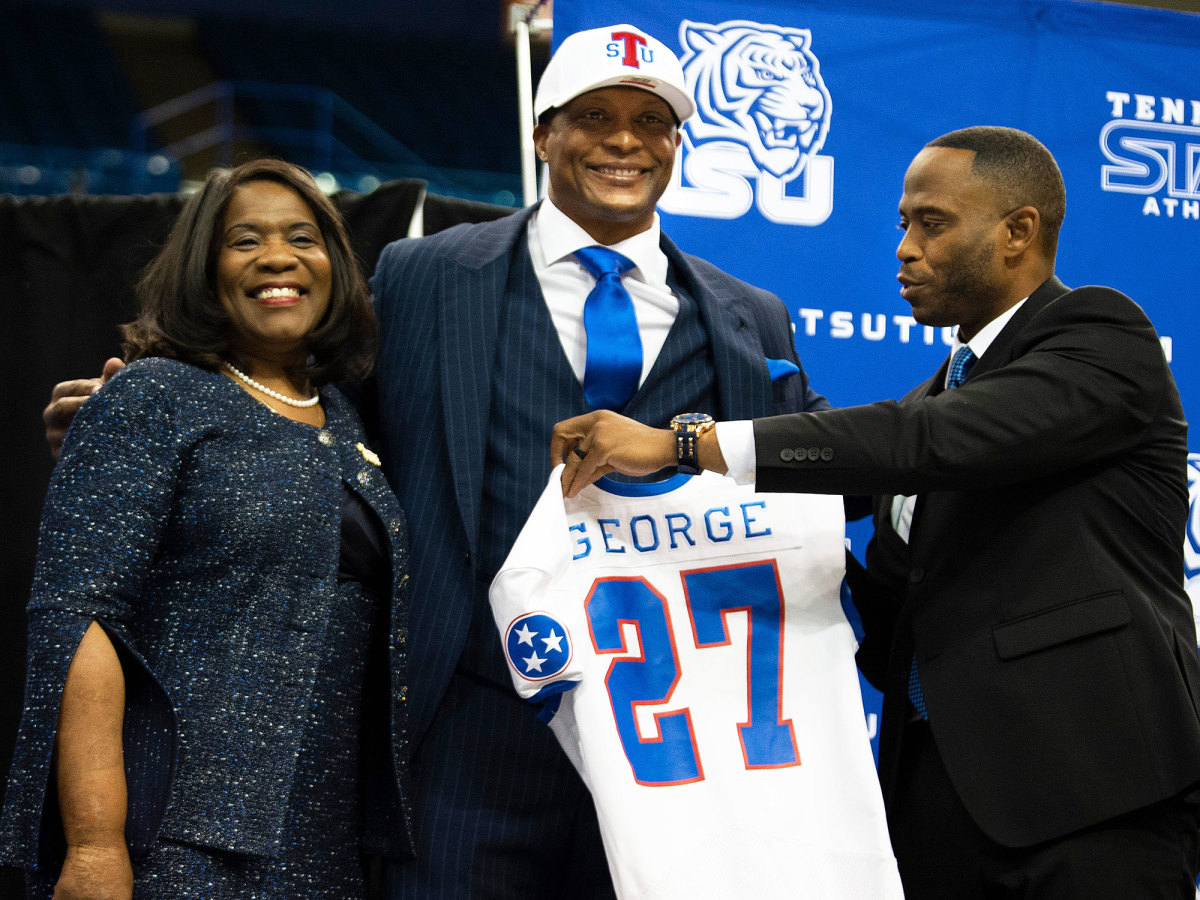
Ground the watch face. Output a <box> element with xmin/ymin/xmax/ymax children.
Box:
<box><xmin>672</xmin><ymin>412</ymin><xmax>713</xmax><ymax>429</ymax></box>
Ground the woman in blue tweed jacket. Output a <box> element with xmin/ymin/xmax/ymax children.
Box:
<box><xmin>0</xmin><ymin>160</ymin><xmax>412</xmax><ymax>898</ymax></box>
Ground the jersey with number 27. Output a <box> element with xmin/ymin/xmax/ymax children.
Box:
<box><xmin>490</xmin><ymin>468</ymin><xmax>902</xmax><ymax>899</ymax></box>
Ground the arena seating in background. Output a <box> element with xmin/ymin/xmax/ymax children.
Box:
<box><xmin>0</xmin><ymin>4</ymin><xmax>534</xmax><ymax>204</ymax></box>
<box><xmin>194</xmin><ymin>18</ymin><xmax>530</xmax><ymax>204</ymax></box>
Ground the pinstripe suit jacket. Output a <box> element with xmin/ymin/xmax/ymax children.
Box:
<box><xmin>367</xmin><ymin>203</ymin><xmax>827</xmax><ymax>746</ymax></box>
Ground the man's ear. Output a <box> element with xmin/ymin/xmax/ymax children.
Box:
<box><xmin>1004</xmin><ymin>206</ymin><xmax>1040</xmax><ymax>257</ymax></box>
<box><xmin>533</xmin><ymin>124</ymin><xmax>549</xmax><ymax>162</ymax></box>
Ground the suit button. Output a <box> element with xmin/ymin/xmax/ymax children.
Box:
<box><xmin>820</xmin><ymin>447</ymin><xmax>833</xmax><ymax>461</ymax></box>
<box><xmin>807</xmin><ymin>447</ymin><xmax>822</xmax><ymax>461</ymax></box>
<box><xmin>780</xmin><ymin>448</ymin><xmax>795</xmax><ymax>462</ymax></box>
<box><xmin>909</xmin><ymin>568</ymin><xmax>925</xmax><ymax>583</ymax></box>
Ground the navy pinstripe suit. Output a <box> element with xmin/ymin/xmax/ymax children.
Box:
<box><xmin>367</xmin><ymin>203</ymin><xmax>827</xmax><ymax>898</ymax></box>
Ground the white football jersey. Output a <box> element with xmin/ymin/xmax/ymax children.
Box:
<box><xmin>490</xmin><ymin>467</ymin><xmax>903</xmax><ymax>899</ymax></box>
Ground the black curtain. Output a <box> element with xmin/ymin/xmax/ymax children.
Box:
<box><xmin>0</xmin><ymin>181</ymin><xmax>513</xmax><ymax>890</ymax></box>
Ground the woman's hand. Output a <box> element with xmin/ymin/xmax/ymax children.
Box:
<box><xmin>54</xmin><ymin>840</ymin><xmax>133</xmax><ymax>900</ymax></box>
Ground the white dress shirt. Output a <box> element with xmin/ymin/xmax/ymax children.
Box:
<box><xmin>528</xmin><ymin>199</ymin><xmax>679</xmax><ymax>386</ymax></box>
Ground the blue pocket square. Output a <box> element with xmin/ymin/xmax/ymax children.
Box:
<box><xmin>765</xmin><ymin>357</ymin><xmax>801</xmax><ymax>381</ymax></box>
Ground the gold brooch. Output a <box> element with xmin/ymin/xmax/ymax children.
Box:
<box><xmin>356</xmin><ymin>442</ymin><xmax>382</xmax><ymax>467</ymax></box>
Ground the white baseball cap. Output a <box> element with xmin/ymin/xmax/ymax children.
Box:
<box><xmin>534</xmin><ymin>24</ymin><xmax>694</xmax><ymax>123</ymax></box>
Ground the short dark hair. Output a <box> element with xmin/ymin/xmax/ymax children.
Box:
<box><xmin>927</xmin><ymin>126</ymin><xmax>1066</xmax><ymax>254</ymax></box>
<box><xmin>121</xmin><ymin>158</ymin><xmax>376</xmax><ymax>386</ymax></box>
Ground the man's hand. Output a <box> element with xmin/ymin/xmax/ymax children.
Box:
<box><xmin>44</xmin><ymin>358</ymin><xmax>124</xmax><ymax>459</ymax></box>
<box><xmin>53</xmin><ymin>840</ymin><xmax>133</xmax><ymax>900</ymax></box>
<box><xmin>551</xmin><ymin>411</ymin><xmax>677</xmax><ymax>497</ymax></box>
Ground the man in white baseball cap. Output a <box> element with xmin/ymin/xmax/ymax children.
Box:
<box><xmin>44</xmin><ymin>22</ymin><xmax>830</xmax><ymax>900</ymax></box>
<box><xmin>529</xmin><ymin>23</ymin><xmax>692</xmax><ymax>248</ymax></box>
<box><xmin>343</xmin><ymin>21</ymin><xmax>829</xmax><ymax>900</ymax></box>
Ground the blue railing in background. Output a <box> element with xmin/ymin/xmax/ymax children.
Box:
<box><xmin>0</xmin><ymin>143</ymin><xmax>180</xmax><ymax>196</ymax></box>
<box><xmin>3</xmin><ymin>81</ymin><xmax>521</xmax><ymax>205</ymax></box>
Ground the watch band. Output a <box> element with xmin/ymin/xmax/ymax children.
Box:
<box><xmin>671</xmin><ymin>413</ymin><xmax>715</xmax><ymax>475</ymax></box>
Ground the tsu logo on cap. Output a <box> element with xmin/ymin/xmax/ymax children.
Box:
<box><xmin>534</xmin><ymin>24</ymin><xmax>695</xmax><ymax>122</ymax></box>
<box><xmin>505</xmin><ymin>612</ymin><xmax>572</xmax><ymax>681</ymax></box>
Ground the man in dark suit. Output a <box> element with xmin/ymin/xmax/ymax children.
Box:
<box><xmin>553</xmin><ymin>126</ymin><xmax>1200</xmax><ymax>897</ymax></box>
<box><xmin>44</xmin><ymin>23</ymin><xmax>829</xmax><ymax>900</ymax></box>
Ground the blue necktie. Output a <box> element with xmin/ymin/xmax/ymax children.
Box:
<box><xmin>575</xmin><ymin>246</ymin><xmax>641</xmax><ymax>412</ymax></box>
<box><xmin>908</xmin><ymin>344</ymin><xmax>978</xmax><ymax>719</ymax></box>
<box><xmin>945</xmin><ymin>345</ymin><xmax>977</xmax><ymax>390</ymax></box>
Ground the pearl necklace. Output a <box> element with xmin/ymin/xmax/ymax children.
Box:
<box><xmin>223</xmin><ymin>362</ymin><xmax>320</xmax><ymax>408</ymax></box>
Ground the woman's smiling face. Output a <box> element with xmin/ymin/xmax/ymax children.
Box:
<box><xmin>215</xmin><ymin>179</ymin><xmax>332</xmax><ymax>363</ymax></box>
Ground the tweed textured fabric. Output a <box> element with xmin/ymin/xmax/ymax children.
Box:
<box><xmin>1</xmin><ymin>357</ymin><xmax>413</xmax><ymax>896</ymax></box>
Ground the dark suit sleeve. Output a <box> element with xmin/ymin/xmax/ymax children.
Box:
<box><xmin>753</xmin><ymin>286</ymin><xmax>1173</xmax><ymax>497</ymax></box>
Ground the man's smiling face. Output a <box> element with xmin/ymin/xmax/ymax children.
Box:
<box><xmin>534</xmin><ymin>86</ymin><xmax>681</xmax><ymax>245</ymax></box>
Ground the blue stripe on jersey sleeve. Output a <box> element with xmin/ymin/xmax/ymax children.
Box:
<box><xmin>531</xmin><ymin>684</ymin><xmax>575</xmax><ymax>723</ymax></box>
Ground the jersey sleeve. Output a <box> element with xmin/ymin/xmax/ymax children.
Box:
<box><xmin>489</xmin><ymin>466</ymin><xmax>586</xmax><ymax>712</ymax></box>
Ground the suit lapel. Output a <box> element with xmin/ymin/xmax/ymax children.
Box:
<box><xmin>437</xmin><ymin>206</ymin><xmax>537</xmax><ymax>558</ymax></box>
<box><xmin>914</xmin><ymin>363</ymin><xmax>948</xmax><ymax>400</ymax></box>
<box><xmin>965</xmin><ymin>276</ymin><xmax>1070</xmax><ymax>381</ymax></box>
<box><xmin>914</xmin><ymin>276</ymin><xmax>1070</xmax><ymax>399</ymax></box>
<box><xmin>661</xmin><ymin>235</ymin><xmax>774</xmax><ymax>419</ymax></box>
<box><xmin>906</xmin><ymin>276</ymin><xmax>1071</xmax><ymax>543</ymax></box>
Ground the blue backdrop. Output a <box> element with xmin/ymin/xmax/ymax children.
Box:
<box><xmin>553</xmin><ymin>0</ymin><xmax>1200</xmax><ymax>759</ymax></box>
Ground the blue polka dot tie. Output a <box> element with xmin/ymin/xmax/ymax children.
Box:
<box><xmin>909</xmin><ymin>344</ymin><xmax>979</xmax><ymax>719</ymax></box>
<box><xmin>575</xmin><ymin>245</ymin><xmax>641</xmax><ymax>412</ymax></box>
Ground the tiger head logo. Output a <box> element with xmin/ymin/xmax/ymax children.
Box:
<box><xmin>678</xmin><ymin>20</ymin><xmax>832</xmax><ymax>181</ymax></box>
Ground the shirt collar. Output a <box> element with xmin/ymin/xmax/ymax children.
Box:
<box><xmin>951</xmin><ymin>298</ymin><xmax>1027</xmax><ymax>360</ymax></box>
<box><xmin>533</xmin><ymin>197</ymin><xmax>669</xmax><ymax>288</ymax></box>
